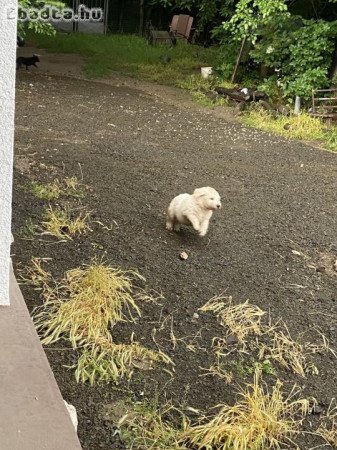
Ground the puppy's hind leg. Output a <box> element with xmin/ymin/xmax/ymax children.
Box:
<box><xmin>166</xmin><ymin>205</ymin><xmax>175</xmax><ymax>231</ymax></box>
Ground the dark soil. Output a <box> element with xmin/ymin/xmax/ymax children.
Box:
<box><xmin>12</xmin><ymin>67</ymin><xmax>337</xmax><ymax>449</ymax></box>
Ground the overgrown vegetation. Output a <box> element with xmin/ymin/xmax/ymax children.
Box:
<box><xmin>200</xmin><ymin>295</ymin><xmax>334</xmax><ymax>378</ymax></box>
<box><xmin>29</xmin><ymin>177</ymin><xmax>85</xmax><ymax>200</ymax></box>
<box><xmin>241</xmin><ymin>109</ymin><xmax>337</xmax><ymax>152</ymax></box>
<box><xmin>41</xmin><ymin>205</ymin><xmax>90</xmax><ymax>240</ymax></box>
<box><xmin>35</xmin><ymin>264</ymin><xmax>147</xmax><ymax>346</ymax></box>
<box><xmin>29</xmin><ymin>32</ymin><xmax>217</xmax><ymax>82</ymax></box>
<box><xmin>31</xmin><ymin>260</ymin><xmax>172</xmax><ymax>384</ymax></box>
<box><xmin>18</xmin><ymin>0</ymin><xmax>64</xmax><ymax>36</ymax></box>
<box><xmin>118</xmin><ymin>370</ymin><xmax>312</xmax><ymax>450</ymax></box>
<box><xmin>317</xmin><ymin>399</ymin><xmax>337</xmax><ymax>447</ymax></box>
<box><xmin>183</xmin><ymin>370</ymin><xmax>311</xmax><ymax>450</ymax></box>
<box><xmin>154</xmin><ymin>0</ymin><xmax>337</xmax><ymax>102</ymax></box>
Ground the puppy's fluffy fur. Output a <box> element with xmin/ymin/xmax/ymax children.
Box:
<box><xmin>166</xmin><ymin>187</ymin><xmax>221</xmax><ymax>236</ymax></box>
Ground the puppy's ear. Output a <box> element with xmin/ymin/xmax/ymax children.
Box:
<box><xmin>193</xmin><ymin>188</ymin><xmax>206</xmax><ymax>198</ymax></box>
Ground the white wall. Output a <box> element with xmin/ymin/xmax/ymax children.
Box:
<box><xmin>0</xmin><ymin>1</ymin><xmax>17</xmax><ymax>305</ymax></box>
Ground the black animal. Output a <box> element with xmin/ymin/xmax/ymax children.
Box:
<box><xmin>16</xmin><ymin>55</ymin><xmax>40</xmax><ymax>70</ymax></box>
<box><xmin>17</xmin><ymin>35</ymin><xmax>25</xmax><ymax>47</ymax></box>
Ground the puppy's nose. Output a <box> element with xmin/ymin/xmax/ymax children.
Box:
<box><xmin>217</xmin><ymin>204</ymin><xmax>221</xmax><ymax>209</ymax></box>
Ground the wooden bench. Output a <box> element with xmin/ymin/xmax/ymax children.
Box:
<box><xmin>311</xmin><ymin>88</ymin><xmax>337</xmax><ymax>119</ymax></box>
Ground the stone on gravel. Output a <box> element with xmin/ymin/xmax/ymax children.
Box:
<box><xmin>64</xmin><ymin>400</ymin><xmax>78</xmax><ymax>431</ymax></box>
<box><xmin>179</xmin><ymin>251</ymin><xmax>188</xmax><ymax>260</ymax></box>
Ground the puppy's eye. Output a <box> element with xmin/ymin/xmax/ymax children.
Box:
<box><xmin>210</xmin><ymin>198</ymin><xmax>214</xmax><ymax>200</ymax></box>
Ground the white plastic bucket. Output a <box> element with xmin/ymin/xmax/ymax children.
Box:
<box><xmin>201</xmin><ymin>67</ymin><xmax>213</xmax><ymax>79</ymax></box>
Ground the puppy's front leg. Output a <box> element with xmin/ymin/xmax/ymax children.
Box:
<box><xmin>187</xmin><ymin>214</ymin><xmax>201</xmax><ymax>233</ymax></box>
<box><xmin>199</xmin><ymin>219</ymin><xmax>209</xmax><ymax>237</ymax></box>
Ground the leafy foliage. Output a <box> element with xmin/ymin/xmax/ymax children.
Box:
<box><xmin>251</xmin><ymin>17</ymin><xmax>337</xmax><ymax>99</ymax></box>
<box><xmin>18</xmin><ymin>0</ymin><xmax>64</xmax><ymax>36</ymax></box>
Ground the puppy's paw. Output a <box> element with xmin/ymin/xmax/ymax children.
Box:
<box><xmin>199</xmin><ymin>230</ymin><xmax>207</xmax><ymax>237</ymax></box>
<box><xmin>166</xmin><ymin>222</ymin><xmax>174</xmax><ymax>231</ymax></box>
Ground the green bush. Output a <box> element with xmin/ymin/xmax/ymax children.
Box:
<box><xmin>250</xmin><ymin>18</ymin><xmax>337</xmax><ymax>101</ymax></box>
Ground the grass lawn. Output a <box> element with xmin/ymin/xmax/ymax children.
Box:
<box><xmin>30</xmin><ymin>32</ymin><xmax>219</xmax><ymax>84</ymax></box>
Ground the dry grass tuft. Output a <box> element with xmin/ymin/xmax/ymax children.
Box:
<box><xmin>19</xmin><ymin>257</ymin><xmax>52</xmax><ymax>291</ymax></box>
<box><xmin>34</xmin><ymin>263</ymin><xmax>146</xmax><ymax>346</ymax></box>
<box><xmin>317</xmin><ymin>399</ymin><xmax>337</xmax><ymax>447</ymax></box>
<box><xmin>258</xmin><ymin>327</ymin><xmax>310</xmax><ymax>377</ymax></box>
<box><xmin>41</xmin><ymin>205</ymin><xmax>90</xmax><ymax>240</ymax></box>
<box><xmin>75</xmin><ymin>338</ymin><xmax>173</xmax><ymax>385</ymax></box>
<box><xmin>201</xmin><ymin>296</ymin><xmax>336</xmax><ymax>378</ymax></box>
<box><xmin>33</xmin><ymin>261</ymin><xmax>172</xmax><ymax>383</ymax></box>
<box><xmin>183</xmin><ymin>370</ymin><xmax>310</xmax><ymax>450</ymax></box>
<box><xmin>200</xmin><ymin>296</ymin><xmax>265</xmax><ymax>352</ymax></box>
<box><xmin>200</xmin><ymin>364</ymin><xmax>234</xmax><ymax>384</ymax></box>
<box><xmin>258</xmin><ymin>326</ymin><xmax>335</xmax><ymax>378</ymax></box>
<box><xmin>62</xmin><ymin>176</ymin><xmax>86</xmax><ymax>198</ymax></box>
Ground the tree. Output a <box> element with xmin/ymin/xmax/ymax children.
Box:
<box><xmin>18</xmin><ymin>0</ymin><xmax>64</xmax><ymax>36</ymax></box>
<box><xmin>224</xmin><ymin>0</ymin><xmax>337</xmax><ymax>99</ymax></box>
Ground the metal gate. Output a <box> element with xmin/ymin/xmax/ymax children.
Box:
<box><xmin>51</xmin><ymin>0</ymin><xmax>109</xmax><ymax>34</ymax></box>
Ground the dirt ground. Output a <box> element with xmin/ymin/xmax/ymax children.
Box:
<box><xmin>12</xmin><ymin>55</ymin><xmax>337</xmax><ymax>449</ymax></box>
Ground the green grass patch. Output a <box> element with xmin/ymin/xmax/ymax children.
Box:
<box><xmin>242</xmin><ymin>108</ymin><xmax>337</xmax><ymax>152</ymax></box>
<box><xmin>17</xmin><ymin>218</ymin><xmax>38</xmax><ymax>240</ymax></box>
<box><xmin>29</xmin><ymin>32</ymin><xmax>218</xmax><ymax>84</ymax></box>
<box><xmin>28</xmin><ymin>177</ymin><xmax>85</xmax><ymax>201</ymax></box>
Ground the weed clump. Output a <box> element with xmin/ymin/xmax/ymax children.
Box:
<box><xmin>29</xmin><ymin>177</ymin><xmax>85</xmax><ymax>201</ymax></box>
<box><xmin>41</xmin><ymin>205</ymin><xmax>90</xmax><ymax>240</ymax></box>
<box><xmin>183</xmin><ymin>370</ymin><xmax>310</xmax><ymax>450</ymax></box>
<box><xmin>33</xmin><ymin>261</ymin><xmax>172</xmax><ymax>383</ymax></box>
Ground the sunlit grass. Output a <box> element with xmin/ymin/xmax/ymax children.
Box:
<box><xmin>34</xmin><ymin>263</ymin><xmax>146</xmax><ymax>346</ymax></box>
<box><xmin>183</xmin><ymin>370</ymin><xmax>311</xmax><ymax>450</ymax></box>
<box><xmin>242</xmin><ymin>108</ymin><xmax>337</xmax><ymax>152</ymax></box>
<box><xmin>41</xmin><ymin>205</ymin><xmax>90</xmax><ymax>240</ymax></box>
<box><xmin>33</xmin><ymin>261</ymin><xmax>172</xmax><ymax>383</ymax></box>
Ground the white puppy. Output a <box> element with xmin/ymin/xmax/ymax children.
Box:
<box><xmin>166</xmin><ymin>187</ymin><xmax>221</xmax><ymax>236</ymax></box>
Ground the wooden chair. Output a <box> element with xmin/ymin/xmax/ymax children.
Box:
<box><xmin>145</xmin><ymin>14</ymin><xmax>194</xmax><ymax>46</ymax></box>
<box><xmin>170</xmin><ymin>14</ymin><xmax>194</xmax><ymax>41</ymax></box>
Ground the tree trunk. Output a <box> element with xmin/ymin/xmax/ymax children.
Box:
<box><xmin>139</xmin><ymin>0</ymin><xmax>144</xmax><ymax>35</ymax></box>
<box><xmin>329</xmin><ymin>41</ymin><xmax>337</xmax><ymax>79</ymax></box>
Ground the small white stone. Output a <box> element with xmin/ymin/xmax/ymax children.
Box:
<box><xmin>64</xmin><ymin>400</ymin><xmax>78</xmax><ymax>432</ymax></box>
<box><xmin>179</xmin><ymin>251</ymin><xmax>188</xmax><ymax>260</ymax></box>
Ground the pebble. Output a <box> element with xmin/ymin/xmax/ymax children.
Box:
<box><xmin>312</xmin><ymin>404</ymin><xmax>323</xmax><ymax>415</ymax></box>
<box><xmin>179</xmin><ymin>251</ymin><xmax>188</xmax><ymax>260</ymax></box>
<box><xmin>226</xmin><ymin>334</ymin><xmax>239</xmax><ymax>345</ymax></box>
